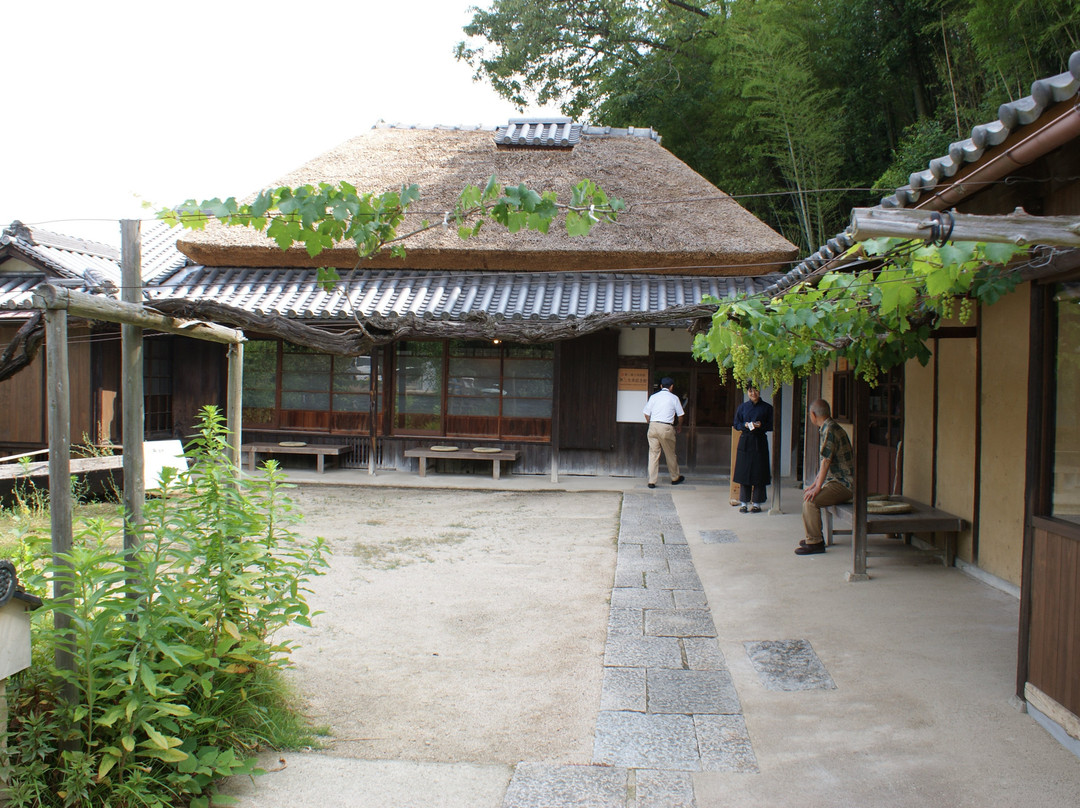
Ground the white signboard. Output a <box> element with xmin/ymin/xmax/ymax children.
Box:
<box><xmin>144</xmin><ymin>440</ymin><xmax>187</xmax><ymax>491</ymax></box>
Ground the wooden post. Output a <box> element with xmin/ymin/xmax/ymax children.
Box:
<box><xmin>121</xmin><ymin>221</ymin><xmax>145</xmax><ymax>550</ymax></box>
<box><xmin>848</xmin><ymin>376</ymin><xmax>870</xmax><ymax>581</ymax></box>
<box><xmin>550</xmin><ymin>343</ymin><xmax>561</xmax><ymax>484</ymax></box>
<box><xmin>44</xmin><ymin>308</ymin><xmax>76</xmax><ymax>701</ymax></box>
<box><xmin>227</xmin><ymin>342</ymin><xmax>243</xmax><ymax>466</ymax></box>
<box><xmin>368</xmin><ymin>348</ymin><xmax>378</xmax><ymax>475</ymax></box>
<box><xmin>769</xmin><ymin>385</ymin><xmax>783</xmax><ymax>514</ymax></box>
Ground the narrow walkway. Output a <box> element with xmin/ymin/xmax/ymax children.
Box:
<box><xmin>501</xmin><ymin>490</ymin><xmax>757</xmax><ymax>807</ymax></box>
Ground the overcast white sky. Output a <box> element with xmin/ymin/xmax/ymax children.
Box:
<box><xmin>2</xmin><ymin>0</ymin><xmax>558</xmax><ymax>243</ymax></box>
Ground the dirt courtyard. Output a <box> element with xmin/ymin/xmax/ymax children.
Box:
<box><xmin>279</xmin><ymin>485</ymin><xmax>621</xmax><ymax>765</ymax></box>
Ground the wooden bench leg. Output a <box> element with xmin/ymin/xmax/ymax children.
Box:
<box><xmin>824</xmin><ymin>507</ymin><xmax>833</xmax><ymax>546</ymax></box>
<box><xmin>316</xmin><ymin>455</ymin><xmax>325</xmax><ymax>474</ymax></box>
<box><xmin>417</xmin><ymin>457</ymin><xmax>427</xmax><ymax>477</ymax></box>
<box><xmin>493</xmin><ymin>459</ymin><xmax>501</xmax><ymax>480</ymax></box>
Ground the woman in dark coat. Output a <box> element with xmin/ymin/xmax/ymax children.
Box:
<box><xmin>733</xmin><ymin>386</ymin><xmax>773</xmax><ymax>512</ymax></box>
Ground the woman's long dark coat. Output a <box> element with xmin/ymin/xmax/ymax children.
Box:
<box><xmin>733</xmin><ymin>398</ymin><xmax>774</xmax><ymax>487</ymax></box>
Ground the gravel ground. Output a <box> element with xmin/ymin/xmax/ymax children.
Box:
<box><xmin>278</xmin><ymin>485</ymin><xmax>621</xmax><ymax>765</ymax></box>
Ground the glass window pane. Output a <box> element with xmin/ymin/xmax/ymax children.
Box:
<box><xmin>1052</xmin><ymin>288</ymin><xmax>1080</xmax><ymax>524</ymax></box>
<box><xmin>333</xmin><ymin>392</ymin><xmax>371</xmax><ymax>413</ymax></box>
<box><xmin>396</xmin><ymin>341</ymin><xmax>443</xmax><ymax>431</ymax></box>
<box><xmin>503</xmin><ymin>398</ymin><xmax>552</xmax><ymax>418</ymax></box>
<box><xmin>282</xmin><ymin>372</ymin><xmax>331</xmax><ymax>392</ymax></box>
<box><xmin>282</xmin><ymin>392</ymin><xmax>330</xmax><ymax>409</ymax></box>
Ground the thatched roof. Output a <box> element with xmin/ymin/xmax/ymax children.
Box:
<box><xmin>177</xmin><ymin>125</ymin><xmax>797</xmax><ymax>275</ymax></box>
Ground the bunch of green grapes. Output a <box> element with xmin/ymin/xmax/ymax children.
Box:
<box><xmin>958</xmin><ymin>296</ymin><xmax>974</xmax><ymax>324</ymax></box>
<box><xmin>730</xmin><ymin>340</ymin><xmax>753</xmax><ymax>385</ymax></box>
<box><xmin>939</xmin><ymin>296</ymin><xmax>954</xmax><ymax>320</ymax></box>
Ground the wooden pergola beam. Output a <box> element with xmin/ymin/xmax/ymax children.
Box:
<box><xmin>850</xmin><ymin>207</ymin><xmax>1080</xmax><ymax>248</ymax></box>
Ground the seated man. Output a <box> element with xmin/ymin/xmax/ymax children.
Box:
<box><xmin>798</xmin><ymin>399</ymin><xmax>854</xmax><ymax>555</ymax></box>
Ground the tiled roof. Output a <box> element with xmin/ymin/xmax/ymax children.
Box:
<box><xmin>0</xmin><ymin>220</ymin><xmax>188</xmax><ymax>287</ymax></box>
<box><xmin>767</xmin><ymin>50</ymin><xmax>1080</xmax><ymax>298</ymax></box>
<box><xmin>0</xmin><ymin>273</ymin><xmax>44</xmax><ymax>312</ymax></box>
<box><xmin>880</xmin><ymin>50</ymin><xmax>1080</xmax><ymax>210</ymax></box>
<box><xmin>146</xmin><ymin>266</ymin><xmax>780</xmax><ymax>322</ymax></box>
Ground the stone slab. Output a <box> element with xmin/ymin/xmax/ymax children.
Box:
<box><xmin>611</xmin><ymin>588</ymin><xmax>674</xmax><ymax>609</ymax></box>
<box><xmin>673</xmin><ymin>590</ymin><xmax>708</xmax><ymax>609</ymax></box>
<box><xmin>604</xmin><ymin>635</ymin><xmax>684</xmax><ymax>668</ymax></box>
<box><xmin>646</xmin><ymin>668</ymin><xmax>742</xmax><ymax>715</ymax></box>
<box><xmin>645</xmin><ymin>571</ymin><xmax>703</xmax><ymax>591</ymax></box>
<box><xmin>645</xmin><ymin>609</ymin><xmax>717</xmax><ymax>638</ymax></box>
<box><xmin>635</xmin><ymin>769</ymin><xmax>697</xmax><ymax>808</ymax></box>
<box><xmin>664</xmin><ymin>544</ymin><xmax>692</xmax><ymax>560</ymax></box>
<box><xmin>694</xmin><ymin>714</ymin><xmax>759</xmax><ymax>772</ymax></box>
<box><xmin>503</xmin><ymin>762</ymin><xmax>627</xmax><ymax>808</ymax></box>
<box><xmin>744</xmin><ymin>639</ymin><xmax>837</xmax><ymax>691</ymax></box>
<box><xmin>593</xmin><ymin>711</ymin><xmax>701</xmax><ymax>771</ymax></box>
<box><xmin>614</xmin><ymin>568</ymin><xmax>644</xmax><ymax>588</ymax></box>
<box><xmin>683</xmin><ymin>637</ymin><xmax>726</xmax><ymax>671</ymax></box>
<box><xmin>607</xmin><ymin>607</ymin><xmax>643</xmax><ymax>636</ymax></box>
<box><xmin>600</xmin><ymin>666</ymin><xmax>646</xmax><ymax>712</ymax></box>
<box><xmin>700</xmin><ymin>529</ymin><xmax>740</xmax><ymax>544</ymax></box>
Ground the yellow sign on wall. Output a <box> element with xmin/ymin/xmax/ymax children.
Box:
<box><xmin>618</xmin><ymin>368</ymin><xmax>649</xmax><ymax>391</ymax></box>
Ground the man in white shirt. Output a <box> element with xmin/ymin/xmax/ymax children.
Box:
<box><xmin>642</xmin><ymin>377</ymin><xmax>686</xmax><ymax>489</ymax></box>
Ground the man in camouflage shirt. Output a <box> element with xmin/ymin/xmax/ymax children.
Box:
<box><xmin>798</xmin><ymin>398</ymin><xmax>855</xmax><ymax>555</ymax></box>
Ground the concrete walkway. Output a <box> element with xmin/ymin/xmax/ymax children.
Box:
<box><xmin>221</xmin><ymin>469</ymin><xmax>1080</xmax><ymax>807</ymax></box>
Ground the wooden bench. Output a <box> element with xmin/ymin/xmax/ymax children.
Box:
<box><xmin>403</xmin><ymin>448</ymin><xmax>519</xmax><ymax>480</ymax></box>
<box><xmin>823</xmin><ymin>496</ymin><xmax>967</xmax><ymax>566</ymax></box>
<box><xmin>241</xmin><ymin>443</ymin><xmax>351</xmax><ymax>474</ymax></box>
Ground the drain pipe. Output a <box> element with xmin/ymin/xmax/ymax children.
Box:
<box><xmin>916</xmin><ymin>99</ymin><xmax>1080</xmax><ymax>212</ymax></box>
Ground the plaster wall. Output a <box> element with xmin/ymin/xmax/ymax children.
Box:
<box><xmin>618</xmin><ymin>328</ymin><xmax>649</xmax><ymax>356</ymax></box>
<box><xmin>903</xmin><ymin>351</ymin><xmax>935</xmax><ymax>504</ymax></box>
<box><xmin>936</xmin><ymin>337</ymin><xmax>978</xmax><ymax>561</ymax></box>
<box><xmin>655</xmin><ymin>328</ymin><xmax>692</xmax><ymax>353</ymax></box>
<box><xmin>977</xmin><ymin>287</ymin><xmax>1030</xmax><ymax>585</ymax></box>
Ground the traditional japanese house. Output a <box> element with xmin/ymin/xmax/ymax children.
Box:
<box><xmin>152</xmin><ymin>121</ymin><xmax>797</xmax><ymax>478</ymax></box>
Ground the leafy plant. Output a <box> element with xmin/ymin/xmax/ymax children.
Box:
<box><xmin>693</xmin><ymin>239</ymin><xmax>1027</xmax><ymax>389</ymax></box>
<box><xmin>3</xmin><ymin>407</ymin><xmax>328</xmax><ymax>808</ymax></box>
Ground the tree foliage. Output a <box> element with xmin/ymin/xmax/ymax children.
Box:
<box><xmin>459</xmin><ymin>0</ymin><xmax>1080</xmax><ymax>251</ymax></box>
<box><xmin>691</xmin><ymin>239</ymin><xmax>1028</xmax><ymax>389</ymax></box>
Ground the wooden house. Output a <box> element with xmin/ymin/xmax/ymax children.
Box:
<box><xmin>0</xmin><ymin>221</ymin><xmax>216</xmax><ymax>452</ymax></box>
<box><xmin>149</xmin><ymin>121</ymin><xmax>797</xmax><ymax>478</ymax></box>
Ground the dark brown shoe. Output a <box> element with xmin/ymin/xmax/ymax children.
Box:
<box><xmin>795</xmin><ymin>543</ymin><xmax>826</xmax><ymax>555</ymax></box>
<box><xmin>672</xmin><ymin>476</ymin><xmax>685</xmax><ymax>485</ymax></box>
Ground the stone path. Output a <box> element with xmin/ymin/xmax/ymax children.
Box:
<box><xmin>501</xmin><ymin>491</ymin><xmax>757</xmax><ymax>808</ymax></box>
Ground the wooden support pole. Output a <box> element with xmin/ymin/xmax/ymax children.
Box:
<box><xmin>44</xmin><ymin>308</ymin><xmax>76</xmax><ymax>701</ymax></box>
<box><xmin>849</xmin><ymin>206</ymin><xmax>1080</xmax><ymax>247</ymax></box>
<box><xmin>121</xmin><ymin>221</ymin><xmax>145</xmax><ymax>549</ymax></box>
<box><xmin>227</xmin><ymin>342</ymin><xmax>243</xmax><ymax>467</ymax></box>
<box><xmin>769</xmin><ymin>384</ymin><xmax>783</xmax><ymax>514</ymax></box>
<box><xmin>32</xmin><ymin>285</ymin><xmax>244</xmax><ymax>345</ymax></box>
<box><xmin>368</xmin><ymin>348</ymin><xmax>378</xmax><ymax>476</ymax></box>
<box><xmin>848</xmin><ymin>376</ymin><xmax>870</xmax><ymax>581</ymax></box>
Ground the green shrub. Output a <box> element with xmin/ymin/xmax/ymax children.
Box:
<box><xmin>3</xmin><ymin>407</ymin><xmax>328</xmax><ymax>807</ymax></box>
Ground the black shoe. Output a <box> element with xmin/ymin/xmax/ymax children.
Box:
<box><xmin>672</xmin><ymin>476</ymin><xmax>685</xmax><ymax>485</ymax></box>
<box><xmin>738</xmin><ymin>505</ymin><xmax>748</xmax><ymax>513</ymax></box>
<box><xmin>648</xmin><ymin>483</ymin><xmax>656</xmax><ymax>489</ymax></box>
<box><xmin>750</xmin><ymin>506</ymin><xmax>761</xmax><ymax>513</ymax></box>
<box><xmin>795</xmin><ymin>543</ymin><xmax>826</xmax><ymax>555</ymax></box>
<box><xmin>799</xmin><ymin>539</ymin><xmax>828</xmax><ymax>547</ymax></box>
